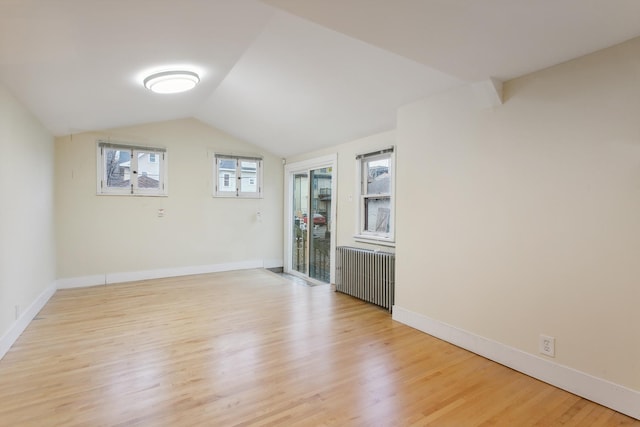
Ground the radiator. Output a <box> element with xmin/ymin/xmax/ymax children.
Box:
<box><xmin>335</xmin><ymin>246</ymin><xmax>395</xmax><ymax>312</ymax></box>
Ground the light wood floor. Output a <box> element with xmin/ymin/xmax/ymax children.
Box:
<box><xmin>0</xmin><ymin>269</ymin><xmax>637</xmax><ymax>426</ymax></box>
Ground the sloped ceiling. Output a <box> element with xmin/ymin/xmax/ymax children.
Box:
<box><xmin>263</xmin><ymin>0</ymin><xmax>640</xmax><ymax>82</ymax></box>
<box><xmin>1</xmin><ymin>0</ymin><xmax>640</xmax><ymax>157</ymax></box>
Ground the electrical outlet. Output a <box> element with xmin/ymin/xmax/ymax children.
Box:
<box><xmin>539</xmin><ymin>334</ymin><xmax>555</xmax><ymax>357</ymax></box>
<box><xmin>15</xmin><ymin>305</ymin><xmax>20</xmax><ymax>320</ymax></box>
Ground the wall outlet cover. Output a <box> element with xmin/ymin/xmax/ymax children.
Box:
<box><xmin>539</xmin><ymin>334</ymin><xmax>555</xmax><ymax>357</ymax></box>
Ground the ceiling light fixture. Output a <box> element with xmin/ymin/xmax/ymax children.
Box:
<box><xmin>143</xmin><ymin>70</ymin><xmax>200</xmax><ymax>94</ymax></box>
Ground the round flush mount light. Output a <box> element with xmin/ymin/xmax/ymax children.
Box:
<box><xmin>143</xmin><ymin>70</ymin><xmax>200</xmax><ymax>94</ymax></box>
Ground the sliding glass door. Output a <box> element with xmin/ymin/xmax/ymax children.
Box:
<box><xmin>286</xmin><ymin>156</ymin><xmax>336</xmax><ymax>284</ymax></box>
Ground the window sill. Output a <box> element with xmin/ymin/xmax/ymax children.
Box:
<box><xmin>213</xmin><ymin>194</ymin><xmax>262</xmax><ymax>199</ymax></box>
<box><xmin>97</xmin><ymin>192</ymin><xmax>168</xmax><ymax>197</ymax></box>
<box><xmin>353</xmin><ymin>235</ymin><xmax>396</xmax><ymax>248</ymax></box>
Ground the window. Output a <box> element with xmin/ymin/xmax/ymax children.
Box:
<box><xmin>214</xmin><ymin>154</ymin><xmax>262</xmax><ymax>198</ymax></box>
<box><xmin>356</xmin><ymin>147</ymin><xmax>394</xmax><ymax>243</ymax></box>
<box><xmin>97</xmin><ymin>141</ymin><xmax>167</xmax><ymax>196</ymax></box>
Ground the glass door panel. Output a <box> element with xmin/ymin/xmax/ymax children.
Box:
<box><xmin>291</xmin><ymin>173</ymin><xmax>309</xmax><ymax>275</ymax></box>
<box><xmin>309</xmin><ymin>167</ymin><xmax>331</xmax><ymax>282</ymax></box>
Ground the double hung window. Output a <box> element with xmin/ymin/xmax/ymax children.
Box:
<box><xmin>357</xmin><ymin>147</ymin><xmax>395</xmax><ymax>243</ymax></box>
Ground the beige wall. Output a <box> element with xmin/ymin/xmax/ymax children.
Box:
<box><xmin>396</xmin><ymin>38</ymin><xmax>640</xmax><ymax>390</ymax></box>
<box><xmin>286</xmin><ymin>130</ymin><xmax>396</xmax><ymax>253</ymax></box>
<box><xmin>55</xmin><ymin>118</ymin><xmax>283</xmax><ymax>280</ymax></box>
<box><xmin>0</xmin><ymin>84</ymin><xmax>56</xmax><ymax>339</ymax></box>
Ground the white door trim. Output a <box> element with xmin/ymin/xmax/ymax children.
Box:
<box><xmin>284</xmin><ymin>154</ymin><xmax>337</xmax><ymax>283</ymax></box>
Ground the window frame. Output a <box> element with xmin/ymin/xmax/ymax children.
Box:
<box><xmin>213</xmin><ymin>154</ymin><xmax>263</xmax><ymax>198</ymax></box>
<box><xmin>355</xmin><ymin>147</ymin><xmax>395</xmax><ymax>245</ymax></box>
<box><xmin>96</xmin><ymin>140</ymin><xmax>168</xmax><ymax>197</ymax></box>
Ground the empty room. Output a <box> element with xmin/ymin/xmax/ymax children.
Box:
<box><xmin>1</xmin><ymin>1</ymin><xmax>639</xmax><ymax>425</ymax></box>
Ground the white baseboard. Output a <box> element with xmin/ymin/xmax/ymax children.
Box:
<box><xmin>56</xmin><ymin>274</ymin><xmax>106</xmax><ymax>289</ymax></box>
<box><xmin>0</xmin><ymin>282</ymin><xmax>57</xmax><ymax>361</ymax></box>
<box><xmin>262</xmin><ymin>259</ymin><xmax>284</xmax><ymax>269</ymax></box>
<box><xmin>392</xmin><ymin>306</ymin><xmax>639</xmax><ymax>420</ymax></box>
<box><xmin>57</xmin><ymin>260</ymin><xmax>266</xmax><ymax>289</ymax></box>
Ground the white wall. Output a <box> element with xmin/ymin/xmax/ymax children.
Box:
<box><xmin>55</xmin><ymin>118</ymin><xmax>283</xmax><ymax>283</ymax></box>
<box><xmin>395</xmin><ymin>37</ymin><xmax>640</xmax><ymax>391</ymax></box>
<box><xmin>0</xmin><ymin>83</ymin><xmax>56</xmax><ymax>344</ymax></box>
<box><xmin>286</xmin><ymin>130</ymin><xmax>395</xmax><ymax>253</ymax></box>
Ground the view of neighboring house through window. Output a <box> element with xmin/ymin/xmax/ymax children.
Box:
<box><xmin>214</xmin><ymin>154</ymin><xmax>262</xmax><ymax>198</ymax></box>
<box><xmin>357</xmin><ymin>147</ymin><xmax>395</xmax><ymax>243</ymax></box>
<box><xmin>97</xmin><ymin>141</ymin><xmax>167</xmax><ymax>196</ymax></box>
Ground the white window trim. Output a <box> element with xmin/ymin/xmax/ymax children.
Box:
<box><xmin>96</xmin><ymin>140</ymin><xmax>168</xmax><ymax>197</ymax></box>
<box><xmin>354</xmin><ymin>147</ymin><xmax>395</xmax><ymax>245</ymax></box>
<box><xmin>213</xmin><ymin>154</ymin><xmax>263</xmax><ymax>198</ymax></box>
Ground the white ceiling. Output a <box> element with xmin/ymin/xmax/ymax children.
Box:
<box><xmin>2</xmin><ymin>1</ymin><xmax>640</xmax><ymax>157</ymax></box>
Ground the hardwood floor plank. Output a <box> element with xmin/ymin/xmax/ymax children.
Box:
<box><xmin>0</xmin><ymin>269</ymin><xmax>637</xmax><ymax>426</ymax></box>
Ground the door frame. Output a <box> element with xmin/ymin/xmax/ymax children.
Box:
<box><xmin>284</xmin><ymin>154</ymin><xmax>337</xmax><ymax>284</ymax></box>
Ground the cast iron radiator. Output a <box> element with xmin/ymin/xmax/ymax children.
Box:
<box><xmin>335</xmin><ymin>246</ymin><xmax>395</xmax><ymax>312</ymax></box>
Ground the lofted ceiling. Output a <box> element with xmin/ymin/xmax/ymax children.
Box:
<box><xmin>1</xmin><ymin>1</ymin><xmax>640</xmax><ymax>157</ymax></box>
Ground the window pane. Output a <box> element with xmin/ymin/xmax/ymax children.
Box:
<box><xmin>364</xmin><ymin>197</ymin><xmax>391</xmax><ymax>233</ymax></box>
<box><xmin>104</xmin><ymin>148</ymin><xmax>130</xmax><ymax>188</ymax></box>
<box><xmin>218</xmin><ymin>159</ymin><xmax>237</xmax><ymax>192</ymax></box>
<box><xmin>239</xmin><ymin>160</ymin><xmax>257</xmax><ymax>193</ymax></box>
<box><xmin>365</xmin><ymin>158</ymin><xmax>390</xmax><ymax>194</ymax></box>
<box><xmin>135</xmin><ymin>151</ymin><xmax>160</xmax><ymax>189</ymax></box>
